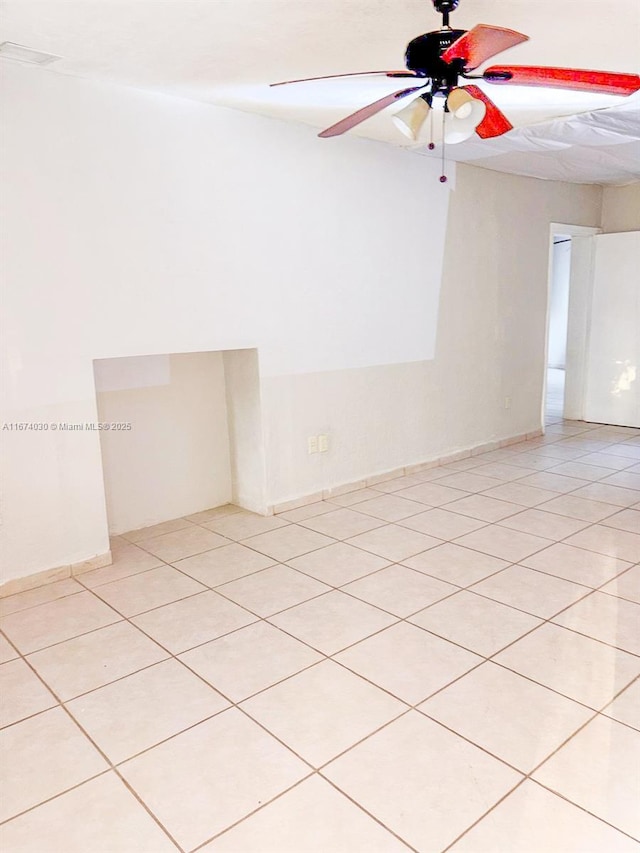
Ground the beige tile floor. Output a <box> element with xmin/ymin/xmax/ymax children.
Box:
<box><xmin>1</xmin><ymin>420</ymin><xmax>640</xmax><ymax>852</ymax></box>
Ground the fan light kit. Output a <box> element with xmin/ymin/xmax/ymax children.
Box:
<box><xmin>271</xmin><ymin>0</ymin><xmax>640</xmax><ymax>181</ymax></box>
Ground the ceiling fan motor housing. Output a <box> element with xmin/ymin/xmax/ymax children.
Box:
<box><xmin>405</xmin><ymin>30</ymin><xmax>466</xmax><ymax>95</ymax></box>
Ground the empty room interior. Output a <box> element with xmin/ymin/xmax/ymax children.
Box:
<box><xmin>1</xmin><ymin>0</ymin><xmax>639</xmax><ymax>851</ymax></box>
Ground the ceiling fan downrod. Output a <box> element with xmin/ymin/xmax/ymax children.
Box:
<box><xmin>432</xmin><ymin>0</ymin><xmax>461</xmax><ymax>29</ymax></box>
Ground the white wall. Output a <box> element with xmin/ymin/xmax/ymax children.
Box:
<box><xmin>1</xmin><ymin>64</ymin><xmax>449</xmax><ymax>381</ymax></box>
<box><xmin>547</xmin><ymin>240</ymin><xmax>571</xmax><ymax>368</ymax></box>
<box><xmin>223</xmin><ymin>349</ymin><xmax>267</xmax><ymax>514</ymax></box>
<box><xmin>95</xmin><ymin>352</ymin><xmax>232</xmax><ymax>534</ymax></box>
<box><xmin>263</xmin><ymin>166</ymin><xmax>602</xmax><ymax>504</ymax></box>
<box><xmin>584</xmin><ymin>232</ymin><xmax>640</xmax><ymax>428</ymax></box>
<box><xmin>0</xmin><ymin>63</ymin><xmax>603</xmax><ymax>584</ymax></box>
<box><xmin>0</xmin><ymin>62</ymin><xmax>448</xmax><ymax>583</ymax></box>
<box><xmin>601</xmin><ymin>184</ymin><xmax>640</xmax><ymax>233</ymax></box>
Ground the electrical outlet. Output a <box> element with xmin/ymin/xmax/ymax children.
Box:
<box><xmin>308</xmin><ymin>435</ymin><xmax>318</xmax><ymax>454</ymax></box>
<box><xmin>318</xmin><ymin>434</ymin><xmax>329</xmax><ymax>453</ymax></box>
<box><xmin>504</xmin><ymin>397</ymin><xmax>512</xmax><ymax>410</ymax></box>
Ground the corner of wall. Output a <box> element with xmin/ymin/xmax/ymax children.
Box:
<box><xmin>601</xmin><ymin>182</ymin><xmax>640</xmax><ymax>233</ymax></box>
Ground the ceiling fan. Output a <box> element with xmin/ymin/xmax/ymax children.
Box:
<box><xmin>271</xmin><ymin>0</ymin><xmax>640</xmax><ymax>164</ymax></box>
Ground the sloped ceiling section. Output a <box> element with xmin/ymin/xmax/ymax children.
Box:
<box><xmin>423</xmin><ymin>99</ymin><xmax>640</xmax><ymax>184</ymax></box>
<box><xmin>1</xmin><ymin>0</ymin><xmax>639</xmax><ymax>184</ymax></box>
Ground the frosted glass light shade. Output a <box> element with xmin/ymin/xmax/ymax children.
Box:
<box><xmin>392</xmin><ymin>96</ymin><xmax>431</xmax><ymax>140</ymax></box>
<box><xmin>445</xmin><ymin>88</ymin><xmax>486</xmax><ymax>143</ymax></box>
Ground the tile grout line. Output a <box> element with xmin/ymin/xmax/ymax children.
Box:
<box><xmin>437</xmin><ymin>776</ymin><xmax>530</xmax><ymax>853</ymax></box>
<box><xmin>526</xmin><ymin>778</ymin><xmax>640</xmax><ymax>844</ymax></box>
<box><xmin>191</xmin><ymin>762</ymin><xmax>420</xmax><ymax>853</ymax></box>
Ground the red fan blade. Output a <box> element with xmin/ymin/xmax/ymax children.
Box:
<box><xmin>461</xmin><ymin>85</ymin><xmax>513</xmax><ymax>138</ymax></box>
<box><xmin>271</xmin><ymin>70</ymin><xmax>416</xmax><ymax>87</ymax></box>
<box><xmin>441</xmin><ymin>24</ymin><xmax>529</xmax><ymax>71</ymax></box>
<box><xmin>318</xmin><ymin>86</ymin><xmax>425</xmax><ymax>138</ymax></box>
<box><xmin>483</xmin><ymin>65</ymin><xmax>640</xmax><ymax>96</ymax></box>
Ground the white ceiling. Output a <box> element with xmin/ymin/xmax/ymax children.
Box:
<box><xmin>2</xmin><ymin>0</ymin><xmax>640</xmax><ymax>184</ymax></box>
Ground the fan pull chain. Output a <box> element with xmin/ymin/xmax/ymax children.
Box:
<box><xmin>440</xmin><ymin>107</ymin><xmax>447</xmax><ymax>183</ymax></box>
<box><xmin>428</xmin><ymin>108</ymin><xmax>435</xmax><ymax>151</ymax></box>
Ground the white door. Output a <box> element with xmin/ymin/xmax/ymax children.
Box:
<box><xmin>584</xmin><ymin>231</ymin><xmax>640</xmax><ymax>427</ymax></box>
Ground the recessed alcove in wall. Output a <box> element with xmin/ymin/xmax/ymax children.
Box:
<box><xmin>93</xmin><ymin>349</ymin><xmax>265</xmax><ymax>535</ymax></box>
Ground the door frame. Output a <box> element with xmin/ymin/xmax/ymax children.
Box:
<box><xmin>541</xmin><ymin>222</ymin><xmax>601</xmax><ymax>431</ymax></box>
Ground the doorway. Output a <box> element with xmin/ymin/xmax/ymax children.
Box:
<box><xmin>542</xmin><ymin>223</ymin><xmax>601</xmax><ymax>431</ymax></box>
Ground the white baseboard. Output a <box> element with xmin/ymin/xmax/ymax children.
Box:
<box><xmin>0</xmin><ymin>551</ymin><xmax>113</xmax><ymax>599</ymax></box>
<box><xmin>271</xmin><ymin>428</ymin><xmax>541</xmax><ymax>515</ymax></box>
